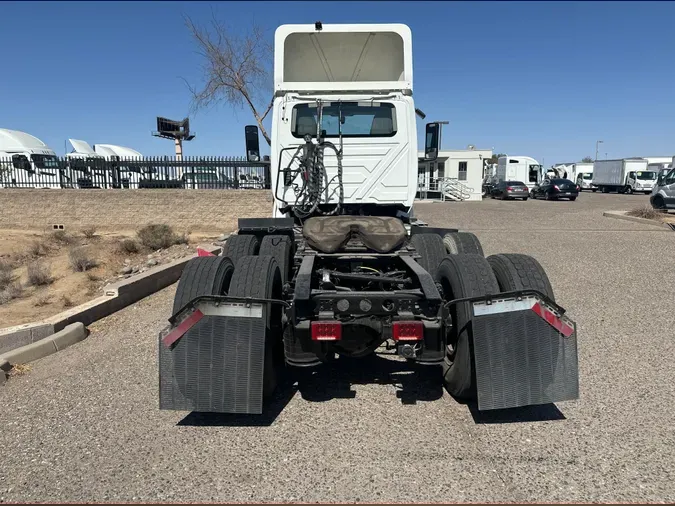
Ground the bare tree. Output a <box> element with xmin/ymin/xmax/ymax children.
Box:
<box><xmin>184</xmin><ymin>13</ymin><xmax>274</xmax><ymax>145</ymax></box>
<box><xmin>581</xmin><ymin>156</ymin><xmax>593</xmax><ymax>163</ymax></box>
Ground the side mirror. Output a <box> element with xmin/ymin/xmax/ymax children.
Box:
<box><xmin>245</xmin><ymin>125</ymin><xmax>261</xmax><ymax>162</ymax></box>
<box><xmin>424</xmin><ymin>122</ymin><xmax>441</xmax><ymax>161</ymax></box>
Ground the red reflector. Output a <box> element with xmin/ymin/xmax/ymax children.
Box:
<box><xmin>197</xmin><ymin>248</ymin><xmax>215</xmax><ymax>257</ymax></box>
<box><xmin>392</xmin><ymin>321</ymin><xmax>424</xmax><ymax>341</ymax></box>
<box><xmin>531</xmin><ymin>302</ymin><xmax>574</xmax><ymax>338</ymax></box>
<box><xmin>311</xmin><ymin>321</ymin><xmax>342</xmax><ymax>341</ymax></box>
<box><xmin>162</xmin><ymin>309</ymin><xmax>205</xmax><ymax>348</ymax></box>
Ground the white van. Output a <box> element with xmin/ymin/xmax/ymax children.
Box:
<box><xmin>650</xmin><ymin>167</ymin><xmax>675</xmax><ymax>211</ymax></box>
<box><xmin>0</xmin><ymin>128</ymin><xmax>62</xmax><ymax>188</ymax></box>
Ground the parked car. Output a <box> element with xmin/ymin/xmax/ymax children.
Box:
<box><xmin>650</xmin><ymin>168</ymin><xmax>675</xmax><ymax>211</ymax></box>
<box><xmin>530</xmin><ymin>178</ymin><xmax>580</xmax><ymax>201</ymax></box>
<box><xmin>490</xmin><ymin>180</ymin><xmax>529</xmax><ymax>200</ymax></box>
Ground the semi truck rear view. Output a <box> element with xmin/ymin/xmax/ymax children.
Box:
<box><xmin>157</xmin><ymin>22</ymin><xmax>579</xmax><ymax>416</ymax></box>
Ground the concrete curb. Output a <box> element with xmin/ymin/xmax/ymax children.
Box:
<box><xmin>602</xmin><ymin>210</ymin><xmax>673</xmax><ymax>230</ymax></box>
<box><xmin>0</xmin><ymin>244</ymin><xmax>222</xmax><ymax>356</ymax></box>
<box><xmin>0</xmin><ymin>322</ymin><xmax>87</xmax><ymax>368</ymax></box>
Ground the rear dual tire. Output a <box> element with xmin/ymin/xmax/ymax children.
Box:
<box><xmin>228</xmin><ymin>255</ymin><xmax>285</xmax><ymax>400</ymax></box>
<box><xmin>438</xmin><ymin>252</ymin><xmax>556</xmax><ymax>401</ymax></box>
<box><xmin>412</xmin><ymin>232</ymin><xmax>485</xmax><ymax>279</ymax></box>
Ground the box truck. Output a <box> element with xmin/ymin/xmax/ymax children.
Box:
<box><xmin>592</xmin><ymin>158</ymin><xmax>655</xmax><ymax>194</ymax></box>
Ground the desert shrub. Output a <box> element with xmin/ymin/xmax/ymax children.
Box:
<box><xmin>69</xmin><ymin>247</ymin><xmax>98</xmax><ymax>272</ymax></box>
<box><xmin>627</xmin><ymin>205</ymin><xmax>664</xmax><ymax>220</ymax></box>
<box><xmin>118</xmin><ymin>238</ymin><xmax>140</xmax><ymax>254</ymax></box>
<box><xmin>137</xmin><ymin>224</ymin><xmax>183</xmax><ymax>250</ymax></box>
<box><xmin>81</xmin><ymin>226</ymin><xmax>97</xmax><ymax>239</ymax></box>
<box><xmin>26</xmin><ymin>261</ymin><xmax>54</xmax><ymax>286</ymax></box>
<box><xmin>34</xmin><ymin>294</ymin><xmax>52</xmax><ymax>307</ymax></box>
<box><xmin>86</xmin><ymin>272</ymin><xmax>101</xmax><ymax>282</ymax></box>
<box><xmin>60</xmin><ymin>295</ymin><xmax>74</xmax><ymax>308</ymax></box>
<box><xmin>0</xmin><ymin>282</ymin><xmax>23</xmax><ymax>305</ymax></box>
<box><xmin>0</xmin><ymin>260</ymin><xmax>13</xmax><ymax>289</ymax></box>
<box><xmin>50</xmin><ymin>230</ymin><xmax>75</xmax><ymax>245</ymax></box>
<box><xmin>28</xmin><ymin>240</ymin><xmax>50</xmax><ymax>257</ymax></box>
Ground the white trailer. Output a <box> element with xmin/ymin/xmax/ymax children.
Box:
<box><xmin>592</xmin><ymin>158</ymin><xmax>655</xmax><ymax>194</ymax></box>
<box><xmin>495</xmin><ymin>155</ymin><xmax>543</xmax><ymax>191</ymax></box>
<box><xmin>0</xmin><ymin>128</ymin><xmax>61</xmax><ymax>188</ymax></box>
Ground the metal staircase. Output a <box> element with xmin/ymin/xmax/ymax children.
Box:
<box><xmin>417</xmin><ymin>177</ymin><xmax>474</xmax><ymax>202</ymax></box>
<box><xmin>440</xmin><ymin>178</ymin><xmax>473</xmax><ymax>201</ymax></box>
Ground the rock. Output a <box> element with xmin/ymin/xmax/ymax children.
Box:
<box><xmin>124</xmin><ymin>258</ymin><xmax>131</xmax><ymax>265</ymax></box>
<box><xmin>120</xmin><ymin>266</ymin><xmax>133</xmax><ymax>275</ymax></box>
<box><xmin>147</xmin><ymin>259</ymin><xmax>158</xmax><ymax>267</ymax></box>
<box><xmin>132</xmin><ymin>265</ymin><xmax>139</xmax><ymax>273</ymax></box>
<box><xmin>147</xmin><ymin>254</ymin><xmax>154</xmax><ymax>259</ymax></box>
<box><xmin>218</xmin><ymin>233</ymin><xmax>230</xmax><ymax>242</ymax></box>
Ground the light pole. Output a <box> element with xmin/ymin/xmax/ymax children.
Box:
<box><xmin>595</xmin><ymin>140</ymin><xmax>604</xmax><ymax>161</ymax></box>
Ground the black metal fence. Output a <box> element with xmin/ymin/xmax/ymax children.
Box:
<box><xmin>0</xmin><ymin>156</ymin><xmax>271</xmax><ymax>190</ymax></box>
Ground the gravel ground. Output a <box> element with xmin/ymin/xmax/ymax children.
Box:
<box><xmin>1</xmin><ymin>192</ymin><xmax>674</xmax><ymax>503</ymax></box>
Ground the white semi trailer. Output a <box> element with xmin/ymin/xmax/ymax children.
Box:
<box><xmin>592</xmin><ymin>158</ymin><xmax>654</xmax><ymax>194</ymax></box>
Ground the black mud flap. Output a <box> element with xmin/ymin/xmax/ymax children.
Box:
<box><xmin>159</xmin><ymin>301</ymin><xmax>267</xmax><ymax>414</ymax></box>
<box><xmin>471</xmin><ymin>295</ymin><xmax>579</xmax><ymax>411</ymax></box>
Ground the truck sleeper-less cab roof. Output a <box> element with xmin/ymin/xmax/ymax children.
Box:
<box><xmin>274</xmin><ymin>23</ymin><xmax>413</xmax><ymax>94</ymax></box>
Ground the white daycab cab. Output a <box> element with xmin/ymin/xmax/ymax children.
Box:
<box><xmin>572</xmin><ymin>162</ymin><xmax>595</xmax><ymax>191</ymax></box>
<box><xmin>94</xmin><ymin>143</ymin><xmax>144</xmax><ymax>188</ymax></box>
<box><xmin>270</xmin><ymin>23</ymin><xmax>422</xmax><ymax>218</ymax></box>
<box><xmin>66</xmin><ymin>139</ymin><xmax>108</xmax><ymax>188</ymax></box>
<box><xmin>495</xmin><ymin>155</ymin><xmax>543</xmax><ymax>191</ymax></box>
<box><xmin>592</xmin><ymin>158</ymin><xmax>654</xmax><ymax>194</ymax></box>
<box><xmin>0</xmin><ymin>128</ymin><xmax>61</xmax><ymax>188</ymax></box>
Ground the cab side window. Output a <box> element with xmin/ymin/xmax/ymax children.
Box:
<box><xmin>665</xmin><ymin>169</ymin><xmax>675</xmax><ymax>186</ymax></box>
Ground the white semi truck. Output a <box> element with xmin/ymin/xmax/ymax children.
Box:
<box><xmin>592</xmin><ymin>158</ymin><xmax>655</xmax><ymax>194</ymax></box>
<box><xmin>0</xmin><ymin>128</ymin><xmax>61</xmax><ymax>188</ymax></box>
<box><xmin>495</xmin><ymin>155</ymin><xmax>543</xmax><ymax>191</ymax></box>
<box><xmin>157</xmin><ymin>22</ymin><xmax>579</xmax><ymax>417</ymax></box>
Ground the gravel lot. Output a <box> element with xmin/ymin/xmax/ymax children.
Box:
<box><xmin>1</xmin><ymin>192</ymin><xmax>673</xmax><ymax>503</ymax></box>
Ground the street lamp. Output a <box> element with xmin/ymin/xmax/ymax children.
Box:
<box><xmin>595</xmin><ymin>140</ymin><xmax>604</xmax><ymax>161</ymax></box>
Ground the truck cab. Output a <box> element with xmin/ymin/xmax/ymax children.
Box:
<box><xmin>576</xmin><ymin>171</ymin><xmax>595</xmax><ymax>191</ymax></box>
<box><xmin>270</xmin><ymin>23</ymin><xmax>419</xmax><ymax>220</ymax></box>
<box><xmin>0</xmin><ymin>128</ymin><xmax>62</xmax><ymax>188</ymax></box>
<box><xmin>496</xmin><ymin>155</ymin><xmax>542</xmax><ymax>192</ymax></box>
<box><xmin>625</xmin><ymin>169</ymin><xmax>657</xmax><ymax>194</ymax></box>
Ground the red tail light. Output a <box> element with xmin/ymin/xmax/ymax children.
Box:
<box><xmin>506</xmin><ymin>186</ymin><xmax>513</xmax><ymax>191</ymax></box>
<box><xmin>311</xmin><ymin>321</ymin><xmax>342</xmax><ymax>341</ymax></box>
<box><xmin>554</xmin><ymin>185</ymin><xmax>560</xmax><ymax>191</ymax></box>
<box><xmin>392</xmin><ymin>321</ymin><xmax>424</xmax><ymax>341</ymax></box>
<box><xmin>576</xmin><ymin>185</ymin><xmax>580</xmax><ymax>192</ymax></box>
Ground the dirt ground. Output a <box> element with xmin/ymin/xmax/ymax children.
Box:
<box><xmin>0</xmin><ymin>228</ymin><xmax>219</xmax><ymax>328</ymax></box>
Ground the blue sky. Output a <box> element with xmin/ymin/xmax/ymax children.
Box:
<box><xmin>2</xmin><ymin>1</ymin><xmax>674</xmax><ymax>165</ymax></box>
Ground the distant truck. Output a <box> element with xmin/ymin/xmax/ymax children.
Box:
<box><xmin>592</xmin><ymin>158</ymin><xmax>655</xmax><ymax>194</ymax></box>
<box><xmin>0</xmin><ymin>128</ymin><xmax>62</xmax><ymax>188</ymax></box>
<box><xmin>571</xmin><ymin>162</ymin><xmax>595</xmax><ymax>191</ymax></box>
<box><xmin>496</xmin><ymin>155</ymin><xmax>543</xmax><ymax>191</ymax></box>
